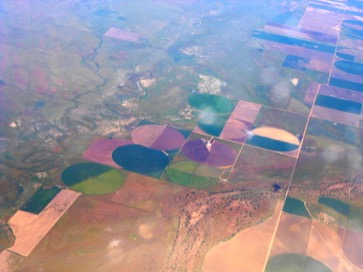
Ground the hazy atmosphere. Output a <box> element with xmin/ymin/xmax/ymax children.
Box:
<box><xmin>0</xmin><ymin>0</ymin><xmax>363</xmax><ymax>271</ymax></box>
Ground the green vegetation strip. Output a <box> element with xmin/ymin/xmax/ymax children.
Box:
<box><xmin>318</xmin><ymin>196</ymin><xmax>350</xmax><ymax>216</ymax></box>
<box><xmin>21</xmin><ymin>187</ymin><xmax>61</xmax><ymax>214</ymax></box>
<box><xmin>165</xmin><ymin>161</ymin><xmax>219</xmax><ymax>189</ymax></box>
<box><xmin>265</xmin><ymin>253</ymin><xmax>332</xmax><ymax>272</ymax></box>
<box><xmin>347</xmin><ymin>206</ymin><xmax>363</xmax><ymax>232</ymax></box>
<box><xmin>283</xmin><ymin>197</ymin><xmax>311</xmax><ymax>218</ymax></box>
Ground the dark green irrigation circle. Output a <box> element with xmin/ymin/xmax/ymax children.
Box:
<box><xmin>112</xmin><ymin>144</ymin><xmax>169</xmax><ymax>176</ymax></box>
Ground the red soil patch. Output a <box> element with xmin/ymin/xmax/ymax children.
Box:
<box><xmin>164</xmin><ymin>190</ymin><xmax>276</xmax><ymax>271</ymax></box>
<box><xmin>112</xmin><ymin>172</ymin><xmax>189</xmax><ymax>215</ymax></box>
<box><xmin>83</xmin><ymin>138</ymin><xmax>133</xmax><ymax>168</ymax></box>
<box><xmin>131</xmin><ymin>124</ymin><xmax>186</xmax><ymax>150</ymax></box>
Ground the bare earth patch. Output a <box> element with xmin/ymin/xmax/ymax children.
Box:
<box><xmin>269</xmin><ymin>212</ymin><xmax>313</xmax><ymax>256</ymax></box>
<box><xmin>268</xmin><ymin>212</ymin><xmax>363</xmax><ymax>271</ymax></box>
<box><xmin>164</xmin><ymin>190</ymin><xmax>277</xmax><ymax>271</ymax></box>
<box><xmin>7</xmin><ymin>189</ymin><xmax>80</xmax><ymax>256</ymax></box>
<box><xmin>0</xmin><ymin>250</ymin><xmax>24</xmax><ymax>272</ymax></box>
<box><xmin>202</xmin><ymin>201</ymin><xmax>283</xmax><ymax>272</ymax></box>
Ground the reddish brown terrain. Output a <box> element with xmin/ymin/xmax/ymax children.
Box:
<box><xmin>11</xmin><ymin>172</ymin><xmax>279</xmax><ymax>272</ymax></box>
<box><xmin>202</xmin><ymin>201</ymin><xmax>283</xmax><ymax>272</ymax></box>
<box><xmin>163</xmin><ymin>189</ymin><xmax>277</xmax><ymax>271</ymax></box>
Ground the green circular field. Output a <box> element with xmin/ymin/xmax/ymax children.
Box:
<box><xmin>61</xmin><ymin>162</ymin><xmax>125</xmax><ymax>195</ymax></box>
<box><xmin>198</xmin><ymin>112</ymin><xmax>230</xmax><ymax>136</ymax></box>
<box><xmin>188</xmin><ymin>93</ymin><xmax>235</xmax><ymax>136</ymax></box>
<box><xmin>188</xmin><ymin>93</ymin><xmax>235</xmax><ymax>113</ymax></box>
<box><xmin>265</xmin><ymin>253</ymin><xmax>332</xmax><ymax>272</ymax></box>
<box><xmin>165</xmin><ymin>160</ymin><xmax>219</xmax><ymax>189</ymax></box>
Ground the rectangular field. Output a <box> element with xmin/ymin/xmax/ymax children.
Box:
<box><xmin>8</xmin><ymin>189</ymin><xmax>80</xmax><ymax>256</ymax></box>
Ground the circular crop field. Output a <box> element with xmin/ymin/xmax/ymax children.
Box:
<box><xmin>112</xmin><ymin>144</ymin><xmax>169</xmax><ymax>177</ymax></box>
<box><xmin>165</xmin><ymin>160</ymin><xmax>220</xmax><ymax>189</ymax></box>
<box><xmin>198</xmin><ymin>112</ymin><xmax>230</xmax><ymax>136</ymax></box>
<box><xmin>61</xmin><ymin>162</ymin><xmax>125</xmax><ymax>195</ymax></box>
<box><xmin>247</xmin><ymin>127</ymin><xmax>300</xmax><ymax>152</ymax></box>
<box><xmin>188</xmin><ymin>93</ymin><xmax>235</xmax><ymax>136</ymax></box>
<box><xmin>181</xmin><ymin>139</ymin><xmax>237</xmax><ymax>168</ymax></box>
